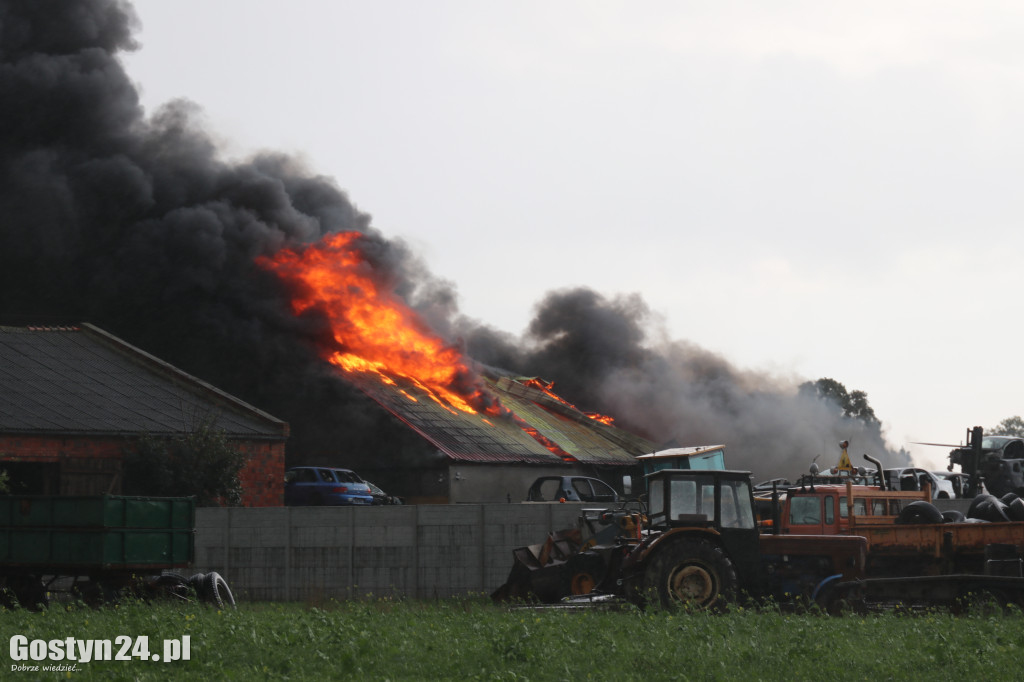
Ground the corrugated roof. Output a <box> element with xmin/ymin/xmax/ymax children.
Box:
<box><xmin>0</xmin><ymin>324</ymin><xmax>287</xmax><ymax>439</ymax></box>
<box><xmin>341</xmin><ymin>368</ymin><xmax>652</xmax><ymax>466</ymax></box>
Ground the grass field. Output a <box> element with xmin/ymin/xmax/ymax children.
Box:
<box><xmin>2</xmin><ymin>597</ymin><xmax>1023</xmax><ymax>680</ymax></box>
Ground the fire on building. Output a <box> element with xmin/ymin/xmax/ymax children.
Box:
<box><xmin>258</xmin><ymin>232</ymin><xmax>651</xmax><ymax>503</ymax></box>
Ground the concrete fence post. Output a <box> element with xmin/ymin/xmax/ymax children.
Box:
<box><xmin>479</xmin><ymin>504</ymin><xmax>486</xmax><ymax>594</ymax></box>
<box><xmin>224</xmin><ymin>507</ymin><xmax>232</xmax><ymax>578</ymax></box>
<box><xmin>348</xmin><ymin>507</ymin><xmax>355</xmax><ymax>599</ymax></box>
<box><xmin>284</xmin><ymin>506</ymin><xmax>292</xmax><ymax>601</ymax></box>
<box><xmin>413</xmin><ymin>504</ymin><xmax>420</xmax><ymax>598</ymax></box>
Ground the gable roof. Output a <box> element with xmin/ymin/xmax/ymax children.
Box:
<box><xmin>0</xmin><ymin>324</ymin><xmax>287</xmax><ymax>440</ymax></box>
<box><xmin>343</xmin><ymin>368</ymin><xmax>652</xmax><ymax>467</ymax></box>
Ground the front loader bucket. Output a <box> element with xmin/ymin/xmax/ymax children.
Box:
<box><xmin>491</xmin><ymin>528</ymin><xmax>583</xmax><ymax>603</ymax></box>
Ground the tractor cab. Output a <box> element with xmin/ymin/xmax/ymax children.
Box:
<box><xmin>641</xmin><ymin>469</ymin><xmax>763</xmax><ymax>594</ymax></box>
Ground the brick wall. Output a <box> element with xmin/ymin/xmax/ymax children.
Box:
<box><xmin>237</xmin><ymin>440</ymin><xmax>285</xmax><ymax>507</ymax></box>
<box><xmin>0</xmin><ymin>434</ymin><xmax>285</xmax><ymax>506</ymax></box>
<box><xmin>0</xmin><ymin>435</ymin><xmax>123</xmax><ymax>461</ymax></box>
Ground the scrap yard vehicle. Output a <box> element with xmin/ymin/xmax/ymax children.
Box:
<box><xmin>493</xmin><ymin>468</ymin><xmax>868</xmax><ymax>609</ymax></box>
<box><xmin>0</xmin><ymin>494</ymin><xmax>234</xmax><ymax>609</ymax></box>
<box><xmin>494</xmin><ymin>463</ymin><xmax>1024</xmax><ymax>612</ymax></box>
<box><xmin>525</xmin><ymin>476</ymin><xmax>619</xmax><ymax>503</ymax></box>
<box><xmin>945</xmin><ymin>427</ymin><xmax>1024</xmax><ymax>497</ymax></box>
<box><xmin>774</xmin><ymin>453</ymin><xmax>1024</xmax><ymax>581</ymax></box>
<box><xmin>883</xmin><ymin>467</ymin><xmax>955</xmax><ymax>499</ymax></box>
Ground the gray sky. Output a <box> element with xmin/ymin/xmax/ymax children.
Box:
<box><xmin>120</xmin><ymin>1</ymin><xmax>1024</xmax><ymax>470</ymax></box>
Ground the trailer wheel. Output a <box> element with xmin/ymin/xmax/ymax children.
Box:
<box><xmin>72</xmin><ymin>579</ymin><xmax>121</xmax><ymax>607</ymax></box>
<box><xmin>0</xmin><ymin>579</ymin><xmax>17</xmax><ymax>609</ymax></box>
<box><xmin>148</xmin><ymin>573</ymin><xmax>192</xmax><ymax>602</ymax></box>
<box><xmin>201</xmin><ymin>572</ymin><xmax>236</xmax><ymax>609</ymax></box>
<box><xmin>645</xmin><ymin>539</ymin><xmax>737</xmax><ymax>610</ymax></box>
<box><xmin>9</xmin><ymin>575</ymin><xmax>48</xmax><ymax>611</ymax></box>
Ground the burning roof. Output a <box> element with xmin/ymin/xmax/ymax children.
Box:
<box><xmin>255</xmin><ymin>232</ymin><xmax>650</xmax><ymax>466</ymax></box>
<box><xmin>346</xmin><ymin>368</ymin><xmax>652</xmax><ymax>466</ymax></box>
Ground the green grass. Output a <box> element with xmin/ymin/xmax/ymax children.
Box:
<box><xmin>2</xmin><ymin>597</ymin><xmax>1023</xmax><ymax>680</ymax></box>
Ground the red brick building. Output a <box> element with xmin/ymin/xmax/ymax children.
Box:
<box><xmin>0</xmin><ymin>324</ymin><xmax>288</xmax><ymax>506</ymax></box>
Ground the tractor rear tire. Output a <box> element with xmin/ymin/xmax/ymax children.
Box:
<box><xmin>644</xmin><ymin>538</ymin><xmax>737</xmax><ymax>610</ymax></box>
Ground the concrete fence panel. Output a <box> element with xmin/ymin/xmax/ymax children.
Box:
<box><xmin>193</xmin><ymin>503</ymin><xmax>585</xmax><ymax>602</ymax></box>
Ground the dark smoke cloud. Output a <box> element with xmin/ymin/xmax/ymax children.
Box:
<box><xmin>0</xmin><ymin>0</ymin><xmax>907</xmax><ymax>485</ymax></box>
<box><xmin>0</xmin><ymin>0</ymin><xmax>440</xmax><ymax>469</ymax></box>
<box><xmin>460</xmin><ymin>288</ymin><xmax>908</xmax><ymax>481</ymax></box>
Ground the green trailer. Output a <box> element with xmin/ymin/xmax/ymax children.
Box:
<box><xmin>0</xmin><ymin>495</ymin><xmax>233</xmax><ymax>609</ymax></box>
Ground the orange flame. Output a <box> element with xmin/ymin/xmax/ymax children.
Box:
<box><xmin>256</xmin><ymin>232</ymin><xmax>489</xmax><ymax>415</ymax></box>
<box><xmin>523</xmin><ymin>378</ymin><xmax>615</xmax><ymax>425</ymax></box>
<box><xmin>258</xmin><ymin>232</ymin><xmax>586</xmax><ymax>462</ymax></box>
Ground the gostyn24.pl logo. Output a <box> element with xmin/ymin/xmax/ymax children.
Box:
<box><xmin>10</xmin><ymin>634</ymin><xmax>191</xmax><ymax>669</ymax></box>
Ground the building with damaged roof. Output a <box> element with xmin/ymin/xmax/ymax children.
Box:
<box><xmin>341</xmin><ymin>369</ymin><xmax>653</xmax><ymax>503</ymax></box>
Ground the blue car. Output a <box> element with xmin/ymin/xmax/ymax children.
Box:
<box><xmin>284</xmin><ymin>466</ymin><xmax>374</xmax><ymax>506</ymax></box>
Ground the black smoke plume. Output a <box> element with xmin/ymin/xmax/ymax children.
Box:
<box><xmin>459</xmin><ymin>289</ymin><xmax>907</xmax><ymax>480</ymax></box>
<box><xmin>0</xmin><ymin>0</ymin><xmax>906</xmax><ymax>484</ymax></box>
<box><xmin>0</xmin><ymin>0</ymin><xmax>439</xmax><ymax>470</ymax></box>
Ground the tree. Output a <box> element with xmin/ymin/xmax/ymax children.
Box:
<box><xmin>123</xmin><ymin>418</ymin><xmax>247</xmax><ymax>506</ymax></box>
<box><xmin>798</xmin><ymin>377</ymin><xmax>879</xmax><ymax>424</ymax></box>
<box><xmin>989</xmin><ymin>416</ymin><xmax>1024</xmax><ymax>438</ymax></box>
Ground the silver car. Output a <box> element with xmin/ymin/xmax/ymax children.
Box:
<box><xmin>884</xmin><ymin>467</ymin><xmax>955</xmax><ymax>499</ymax></box>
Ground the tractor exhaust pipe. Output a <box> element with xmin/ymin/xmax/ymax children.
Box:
<box><xmin>863</xmin><ymin>454</ymin><xmax>886</xmax><ymax>490</ymax></box>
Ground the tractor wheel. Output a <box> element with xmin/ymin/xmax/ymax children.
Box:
<box><xmin>566</xmin><ymin>552</ymin><xmax>606</xmax><ymax>596</ymax></box>
<box><xmin>644</xmin><ymin>538</ymin><xmax>737</xmax><ymax>610</ymax></box>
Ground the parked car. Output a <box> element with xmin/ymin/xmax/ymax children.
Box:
<box><xmin>884</xmin><ymin>467</ymin><xmax>955</xmax><ymax>499</ymax></box>
<box><xmin>526</xmin><ymin>476</ymin><xmax>619</xmax><ymax>503</ymax></box>
<box><xmin>284</xmin><ymin>466</ymin><xmax>374</xmax><ymax>506</ymax></box>
<box><xmin>366</xmin><ymin>481</ymin><xmax>403</xmax><ymax>505</ymax></box>
<box><xmin>931</xmin><ymin>471</ymin><xmax>972</xmax><ymax>499</ymax></box>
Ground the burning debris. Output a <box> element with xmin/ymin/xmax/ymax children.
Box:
<box><xmin>0</xmin><ymin>0</ymin><xmax>908</xmax><ymax>481</ymax></box>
